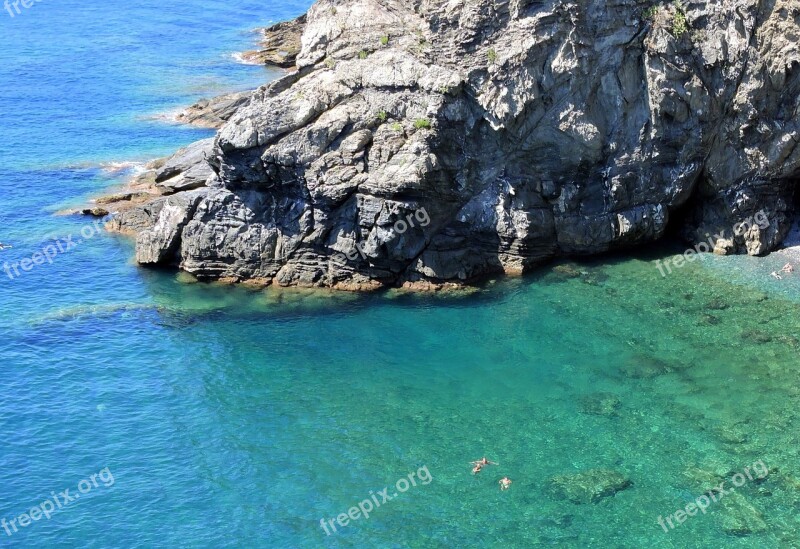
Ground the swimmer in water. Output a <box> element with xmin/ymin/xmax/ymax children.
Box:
<box><xmin>499</xmin><ymin>477</ymin><xmax>512</xmax><ymax>490</ymax></box>
<box><xmin>471</xmin><ymin>457</ymin><xmax>497</xmax><ymax>467</ymax></box>
<box><xmin>472</xmin><ymin>463</ymin><xmax>483</xmax><ymax>475</ymax></box>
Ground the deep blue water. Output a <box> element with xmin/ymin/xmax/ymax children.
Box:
<box><xmin>2</xmin><ymin>2</ymin><xmax>800</xmax><ymax>548</ymax></box>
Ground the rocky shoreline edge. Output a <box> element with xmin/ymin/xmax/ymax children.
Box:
<box><xmin>68</xmin><ymin>15</ymin><xmax>455</xmax><ymax>293</ymax></box>
<box><xmin>73</xmin><ymin>1</ymin><xmax>800</xmax><ymax>293</ymax></box>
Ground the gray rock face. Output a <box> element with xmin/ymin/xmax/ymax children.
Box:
<box><xmin>154</xmin><ymin>138</ymin><xmax>217</xmax><ymax>193</ymax></box>
<box><xmin>175</xmin><ymin>92</ymin><xmax>252</xmax><ymax>130</ymax></box>
<box><xmin>239</xmin><ymin>14</ymin><xmax>307</xmax><ymax>68</ymax></box>
<box><xmin>136</xmin><ymin>191</ymin><xmax>207</xmax><ymax>264</ymax></box>
<box><xmin>113</xmin><ymin>0</ymin><xmax>800</xmax><ymax>289</ymax></box>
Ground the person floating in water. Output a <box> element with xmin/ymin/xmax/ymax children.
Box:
<box><xmin>499</xmin><ymin>477</ymin><xmax>512</xmax><ymax>490</ymax></box>
<box><xmin>470</xmin><ymin>457</ymin><xmax>498</xmax><ymax>474</ymax></box>
<box><xmin>0</xmin><ymin>243</ymin><xmax>12</xmax><ymax>251</ymax></box>
<box><xmin>771</xmin><ymin>263</ymin><xmax>794</xmax><ymax>279</ymax></box>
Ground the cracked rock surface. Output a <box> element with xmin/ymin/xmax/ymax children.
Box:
<box><xmin>107</xmin><ymin>0</ymin><xmax>800</xmax><ymax>290</ymax></box>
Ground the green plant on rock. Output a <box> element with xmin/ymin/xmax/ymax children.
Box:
<box><xmin>413</xmin><ymin>118</ymin><xmax>432</xmax><ymax>130</ymax></box>
<box><xmin>390</xmin><ymin>122</ymin><xmax>403</xmax><ymax>132</ymax></box>
<box><xmin>405</xmin><ymin>30</ymin><xmax>430</xmax><ymax>56</ymax></box>
<box><xmin>380</xmin><ymin>35</ymin><xmax>389</xmax><ymax>46</ymax></box>
<box><xmin>487</xmin><ymin>48</ymin><xmax>498</xmax><ymax>65</ymax></box>
<box><xmin>377</xmin><ymin>110</ymin><xmax>388</xmax><ymax>123</ymax></box>
<box><xmin>643</xmin><ymin>5</ymin><xmax>659</xmax><ymax>20</ymax></box>
<box><xmin>672</xmin><ymin>1</ymin><xmax>689</xmax><ymax>37</ymax></box>
<box><xmin>358</xmin><ymin>50</ymin><xmax>369</xmax><ymax>60</ymax></box>
<box><xmin>324</xmin><ymin>57</ymin><xmax>336</xmax><ymax>69</ymax></box>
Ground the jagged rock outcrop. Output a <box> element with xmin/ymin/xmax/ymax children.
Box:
<box><xmin>240</xmin><ymin>14</ymin><xmax>308</xmax><ymax>67</ymax></box>
<box><xmin>107</xmin><ymin>0</ymin><xmax>800</xmax><ymax>290</ymax></box>
<box><xmin>153</xmin><ymin>138</ymin><xmax>217</xmax><ymax>193</ymax></box>
<box><xmin>175</xmin><ymin>91</ymin><xmax>252</xmax><ymax>129</ymax></box>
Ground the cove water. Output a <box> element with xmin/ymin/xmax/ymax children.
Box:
<box><xmin>2</xmin><ymin>2</ymin><xmax>800</xmax><ymax>547</ymax></box>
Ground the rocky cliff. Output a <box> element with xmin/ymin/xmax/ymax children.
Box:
<box><xmin>104</xmin><ymin>0</ymin><xmax>800</xmax><ymax>290</ymax></box>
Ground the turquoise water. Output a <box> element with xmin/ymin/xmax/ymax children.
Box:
<box><xmin>2</xmin><ymin>2</ymin><xmax>800</xmax><ymax>548</ymax></box>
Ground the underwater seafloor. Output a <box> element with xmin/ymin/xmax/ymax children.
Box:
<box><xmin>4</xmin><ymin>243</ymin><xmax>800</xmax><ymax>547</ymax></box>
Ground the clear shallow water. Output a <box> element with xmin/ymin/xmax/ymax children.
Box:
<box><xmin>2</xmin><ymin>2</ymin><xmax>800</xmax><ymax>548</ymax></box>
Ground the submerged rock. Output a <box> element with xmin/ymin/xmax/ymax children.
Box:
<box><xmin>777</xmin><ymin>335</ymin><xmax>800</xmax><ymax>350</ymax></box>
<box><xmin>715</xmin><ymin>423</ymin><xmax>750</xmax><ymax>445</ymax></box>
<box><xmin>698</xmin><ymin>313</ymin><xmax>722</xmax><ymax>326</ymax></box>
<box><xmin>619</xmin><ymin>355</ymin><xmax>675</xmax><ymax>379</ymax></box>
<box><xmin>741</xmin><ymin>330</ymin><xmax>774</xmax><ymax>344</ymax></box>
<box><xmin>582</xmin><ymin>270</ymin><xmax>609</xmax><ymax>286</ymax></box>
<box><xmin>548</xmin><ymin>469</ymin><xmax>633</xmax><ymax>504</ymax></box>
<box><xmin>705</xmin><ymin>298</ymin><xmax>731</xmax><ymax>311</ymax></box>
<box><xmin>719</xmin><ymin>492</ymin><xmax>768</xmax><ymax>536</ymax></box>
<box><xmin>551</xmin><ymin>263</ymin><xmax>584</xmax><ymax>281</ymax></box>
<box><xmin>578</xmin><ymin>393</ymin><xmax>621</xmax><ymax>417</ymax></box>
<box><xmin>681</xmin><ymin>465</ymin><xmax>726</xmax><ymax>489</ymax></box>
<box><xmin>100</xmin><ymin>0</ymin><xmax>800</xmax><ymax>289</ymax></box>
